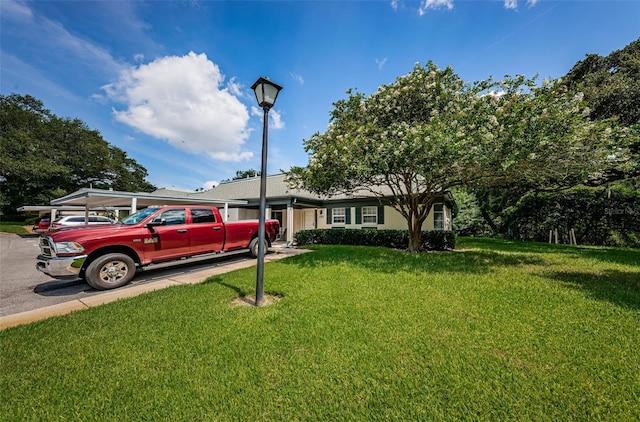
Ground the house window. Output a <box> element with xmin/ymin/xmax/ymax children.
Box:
<box><xmin>362</xmin><ymin>206</ymin><xmax>377</xmax><ymax>224</ymax></box>
<box><xmin>434</xmin><ymin>203</ymin><xmax>444</xmax><ymax>230</ymax></box>
<box><xmin>332</xmin><ymin>208</ymin><xmax>346</xmax><ymax>225</ymax></box>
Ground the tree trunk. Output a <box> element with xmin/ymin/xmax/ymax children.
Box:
<box><xmin>407</xmin><ymin>218</ymin><xmax>422</xmax><ymax>252</ymax></box>
<box><xmin>479</xmin><ymin>206</ymin><xmax>499</xmax><ymax>234</ymax></box>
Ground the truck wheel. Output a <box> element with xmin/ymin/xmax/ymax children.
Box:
<box><xmin>85</xmin><ymin>253</ymin><xmax>136</xmax><ymax>290</ymax></box>
<box><xmin>249</xmin><ymin>238</ymin><xmax>268</xmax><ymax>259</ymax></box>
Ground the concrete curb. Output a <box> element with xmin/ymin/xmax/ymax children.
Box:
<box><xmin>0</xmin><ymin>247</ymin><xmax>309</xmax><ymax>331</ymax></box>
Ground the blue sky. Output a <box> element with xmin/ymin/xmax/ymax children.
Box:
<box><xmin>2</xmin><ymin>1</ymin><xmax>638</xmax><ymax>191</ymax></box>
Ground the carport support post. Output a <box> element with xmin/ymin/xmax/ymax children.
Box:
<box><xmin>287</xmin><ymin>202</ymin><xmax>294</xmax><ymax>244</ymax></box>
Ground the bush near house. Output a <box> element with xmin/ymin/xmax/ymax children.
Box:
<box><xmin>295</xmin><ymin>229</ymin><xmax>456</xmax><ymax>251</ymax></box>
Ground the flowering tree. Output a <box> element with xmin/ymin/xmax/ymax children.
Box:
<box><xmin>287</xmin><ymin>62</ymin><xmax>619</xmax><ymax>252</ymax></box>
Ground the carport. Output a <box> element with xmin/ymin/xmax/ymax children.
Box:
<box><xmin>41</xmin><ymin>188</ymin><xmax>248</xmax><ymax>223</ymax></box>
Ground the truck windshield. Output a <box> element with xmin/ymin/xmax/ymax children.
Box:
<box><xmin>120</xmin><ymin>208</ymin><xmax>160</xmax><ymax>225</ymax></box>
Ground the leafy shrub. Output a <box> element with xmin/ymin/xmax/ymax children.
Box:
<box><xmin>508</xmin><ymin>186</ymin><xmax>640</xmax><ymax>247</ymax></box>
<box><xmin>294</xmin><ymin>229</ymin><xmax>455</xmax><ymax>251</ymax></box>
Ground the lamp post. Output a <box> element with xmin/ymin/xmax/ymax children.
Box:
<box><xmin>251</xmin><ymin>76</ymin><xmax>283</xmax><ymax>306</ymax></box>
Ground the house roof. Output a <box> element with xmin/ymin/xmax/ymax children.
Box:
<box><xmin>152</xmin><ymin>188</ymin><xmax>198</xmax><ymax>197</ymax></box>
<box><xmin>194</xmin><ymin>174</ymin><xmax>322</xmax><ymax>202</ymax></box>
<box><xmin>188</xmin><ymin>173</ymin><xmax>455</xmax><ymax>206</ymax></box>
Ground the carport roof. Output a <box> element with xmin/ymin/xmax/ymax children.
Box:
<box><xmin>50</xmin><ymin>188</ymin><xmax>247</xmax><ymax>208</ymax></box>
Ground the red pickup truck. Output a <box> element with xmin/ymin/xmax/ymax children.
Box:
<box><xmin>36</xmin><ymin>205</ymin><xmax>280</xmax><ymax>290</ymax></box>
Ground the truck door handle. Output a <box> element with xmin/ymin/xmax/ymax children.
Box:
<box><xmin>177</xmin><ymin>229</ymin><xmax>187</xmax><ymax>233</ymax></box>
<box><xmin>213</xmin><ymin>227</ymin><xmax>221</xmax><ymax>231</ymax></box>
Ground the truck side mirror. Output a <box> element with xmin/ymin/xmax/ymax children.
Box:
<box><xmin>145</xmin><ymin>219</ymin><xmax>167</xmax><ymax>228</ymax></box>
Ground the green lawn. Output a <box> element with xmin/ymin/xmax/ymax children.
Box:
<box><xmin>0</xmin><ymin>221</ymin><xmax>29</xmax><ymax>234</ymax></box>
<box><xmin>1</xmin><ymin>238</ymin><xmax>639</xmax><ymax>420</ymax></box>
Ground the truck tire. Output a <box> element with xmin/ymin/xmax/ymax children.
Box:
<box><xmin>85</xmin><ymin>253</ymin><xmax>136</xmax><ymax>290</ymax></box>
<box><xmin>248</xmin><ymin>237</ymin><xmax>268</xmax><ymax>259</ymax></box>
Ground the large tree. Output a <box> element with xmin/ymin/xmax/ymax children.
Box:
<box><xmin>472</xmin><ymin>38</ymin><xmax>640</xmax><ymax>237</ymax></box>
<box><xmin>0</xmin><ymin>94</ymin><xmax>156</xmax><ymax>216</ymax></box>
<box><xmin>564</xmin><ymin>37</ymin><xmax>640</xmax><ymax>184</ymax></box>
<box><xmin>288</xmin><ymin>62</ymin><xmax>620</xmax><ymax>251</ymax></box>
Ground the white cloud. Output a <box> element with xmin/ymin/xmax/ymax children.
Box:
<box><xmin>103</xmin><ymin>52</ymin><xmax>254</xmax><ymax>162</ymax></box>
<box><xmin>251</xmin><ymin>106</ymin><xmax>285</xmax><ymax>130</ymax></box>
<box><xmin>203</xmin><ymin>180</ymin><xmax>219</xmax><ymax>190</ymax></box>
<box><xmin>504</xmin><ymin>0</ymin><xmax>539</xmax><ymax>10</ymax></box>
<box><xmin>390</xmin><ymin>0</ymin><xmax>399</xmax><ymax>11</ymax></box>
<box><xmin>504</xmin><ymin>0</ymin><xmax>518</xmax><ymax>9</ymax></box>
<box><xmin>289</xmin><ymin>72</ymin><xmax>304</xmax><ymax>85</ymax></box>
<box><xmin>1</xmin><ymin>0</ymin><xmax>33</xmax><ymax>20</ymax></box>
<box><xmin>418</xmin><ymin>0</ymin><xmax>453</xmax><ymax>15</ymax></box>
<box><xmin>270</xmin><ymin>109</ymin><xmax>285</xmax><ymax>130</ymax></box>
<box><xmin>376</xmin><ymin>57</ymin><xmax>388</xmax><ymax>70</ymax></box>
<box><xmin>227</xmin><ymin>77</ymin><xmax>243</xmax><ymax>97</ymax></box>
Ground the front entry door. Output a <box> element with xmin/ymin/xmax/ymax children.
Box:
<box><xmin>303</xmin><ymin>210</ymin><xmax>315</xmax><ymax>230</ymax></box>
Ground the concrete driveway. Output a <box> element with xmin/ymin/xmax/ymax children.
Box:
<box><xmin>0</xmin><ymin>233</ymin><xmax>307</xmax><ymax>330</ymax></box>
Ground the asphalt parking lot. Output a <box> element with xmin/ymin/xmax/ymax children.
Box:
<box><xmin>1</xmin><ymin>233</ymin><xmax>306</xmax><ymax>329</ymax></box>
<box><xmin>0</xmin><ymin>233</ymin><xmax>256</xmax><ymax>317</ymax></box>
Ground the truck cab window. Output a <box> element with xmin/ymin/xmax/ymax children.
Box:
<box><xmin>191</xmin><ymin>208</ymin><xmax>216</xmax><ymax>223</ymax></box>
<box><xmin>154</xmin><ymin>209</ymin><xmax>186</xmax><ymax>225</ymax></box>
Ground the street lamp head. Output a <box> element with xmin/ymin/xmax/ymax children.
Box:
<box><xmin>251</xmin><ymin>77</ymin><xmax>283</xmax><ymax>111</ymax></box>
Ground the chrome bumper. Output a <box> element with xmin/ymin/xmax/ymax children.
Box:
<box><xmin>36</xmin><ymin>254</ymin><xmax>87</xmax><ymax>279</ymax></box>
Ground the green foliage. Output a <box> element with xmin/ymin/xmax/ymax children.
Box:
<box><xmin>466</xmin><ymin>183</ymin><xmax>640</xmax><ymax>247</ymax></box>
<box><xmin>294</xmin><ymin>228</ymin><xmax>456</xmax><ymax>251</ymax></box>
<box><xmin>565</xmin><ymin>37</ymin><xmax>640</xmax><ymax>183</ymax></box>
<box><xmin>288</xmin><ymin>62</ymin><xmax>487</xmax><ymax>252</ymax></box>
<box><xmin>565</xmin><ymin>37</ymin><xmax>640</xmax><ymax>126</ymax></box>
<box><xmin>220</xmin><ymin>169</ymin><xmax>261</xmax><ymax>183</ymax></box>
<box><xmin>288</xmin><ymin>62</ymin><xmax>622</xmax><ymax>251</ymax></box>
<box><xmin>507</xmin><ymin>185</ymin><xmax>640</xmax><ymax>247</ymax></box>
<box><xmin>450</xmin><ymin>187</ymin><xmax>493</xmax><ymax>236</ymax></box>
<box><xmin>467</xmin><ymin>39</ymin><xmax>640</xmax><ymax>244</ymax></box>
<box><xmin>0</xmin><ymin>94</ymin><xmax>156</xmax><ymax>215</ymax></box>
<box><xmin>1</xmin><ymin>239</ymin><xmax>639</xmax><ymax>420</ymax></box>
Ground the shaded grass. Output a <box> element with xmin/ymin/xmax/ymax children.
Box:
<box><xmin>1</xmin><ymin>238</ymin><xmax>639</xmax><ymax>420</ymax></box>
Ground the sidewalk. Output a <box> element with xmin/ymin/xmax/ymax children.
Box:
<box><xmin>0</xmin><ymin>246</ymin><xmax>309</xmax><ymax>331</ymax></box>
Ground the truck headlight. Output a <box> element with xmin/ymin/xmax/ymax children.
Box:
<box><xmin>54</xmin><ymin>242</ymin><xmax>85</xmax><ymax>254</ymax></box>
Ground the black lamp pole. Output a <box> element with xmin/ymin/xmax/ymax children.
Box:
<box><xmin>251</xmin><ymin>77</ymin><xmax>283</xmax><ymax>306</ymax></box>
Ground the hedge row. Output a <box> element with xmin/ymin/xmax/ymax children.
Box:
<box><xmin>294</xmin><ymin>229</ymin><xmax>456</xmax><ymax>251</ymax></box>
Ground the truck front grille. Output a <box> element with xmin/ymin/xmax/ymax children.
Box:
<box><xmin>39</xmin><ymin>236</ymin><xmax>54</xmax><ymax>257</ymax></box>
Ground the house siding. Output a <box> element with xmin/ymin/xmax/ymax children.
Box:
<box><xmin>314</xmin><ymin>204</ymin><xmax>451</xmax><ymax>231</ymax></box>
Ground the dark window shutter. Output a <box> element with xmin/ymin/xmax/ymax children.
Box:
<box><xmin>378</xmin><ymin>206</ymin><xmax>385</xmax><ymax>224</ymax></box>
<box><xmin>345</xmin><ymin>207</ymin><xmax>351</xmax><ymax>224</ymax></box>
<box><xmin>355</xmin><ymin>207</ymin><xmax>362</xmax><ymax>224</ymax></box>
<box><xmin>326</xmin><ymin>208</ymin><xmax>331</xmax><ymax>225</ymax></box>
